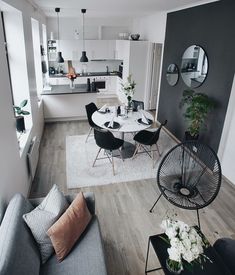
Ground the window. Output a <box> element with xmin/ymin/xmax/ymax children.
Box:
<box><xmin>31</xmin><ymin>18</ymin><xmax>43</xmax><ymax>99</ymax></box>
<box><xmin>0</xmin><ymin>3</ymin><xmax>32</xmax><ymax>149</ymax></box>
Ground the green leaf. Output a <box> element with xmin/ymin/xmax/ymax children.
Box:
<box><xmin>21</xmin><ymin>110</ymin><xmax>30</xmax><ymax>115</ymax></box>
<box><xmin>20</xmin><ymin>99</ymin><xmax>28</xmax><ymax>108</ymax></box>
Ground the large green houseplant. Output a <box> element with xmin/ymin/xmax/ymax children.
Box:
<box><xmin>180</xmin><ymin>90</ymin><xmax>215</xmax><ymax>139</ymax></box>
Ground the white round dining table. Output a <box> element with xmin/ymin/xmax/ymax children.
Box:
<box><xmin>92</xmin><ymin>109</ymin><xmax>154</xmax><ymax>158</ymax></box>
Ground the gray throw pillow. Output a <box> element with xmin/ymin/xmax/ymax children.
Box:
<box><xmin>23</xmin><ymin>184</ymin><xmax>69</xmax><ymax>263</ymax></box>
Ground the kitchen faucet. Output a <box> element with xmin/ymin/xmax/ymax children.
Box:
<box><xmin>106</xmin><ymin>66</ymin><xmax>109</xmax><ymax>74</ymax></box>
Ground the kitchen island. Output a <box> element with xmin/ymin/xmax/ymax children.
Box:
<box><xmin>42</xmin><ymin>84</ymin><xmax>99</xmax><ymax>121</ymax></box>
<box><xmin>42</xmin><ymin>84</ymin><xmax>98</xmax><ymax>95</ymax></box>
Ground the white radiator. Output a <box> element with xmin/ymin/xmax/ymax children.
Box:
<box><xmin>27</xmin><ymin>136</ymin><xmax>40</xmax><ymax>180</ymax></box>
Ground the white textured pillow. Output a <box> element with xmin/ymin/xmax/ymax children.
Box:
<box><xmin>23</xmin><ymin>184</ymin><xmax>69</xmax><ymax>263</ymax></box>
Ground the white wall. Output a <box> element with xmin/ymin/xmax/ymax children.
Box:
<box><xmin>0</xmin><ymin>0</ymin><xmax>46</xmax><ymax>202</ymax></box>
<box><xmin>47</xmin><ymin>17</ymin><xmax>133</xmax><ymax>40</ymax></box>
<box><xmin>131</xmin><ymin>12</ymin><xmax>167</xmax><ymax>43</ymax></box>
<box><xmin>218</xmin><ymin>74</ymin><xmax>235</xmax><ymax>184</ymax></box>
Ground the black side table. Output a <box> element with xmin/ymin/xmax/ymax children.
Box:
<box><xmin>145</xmin><ymin>232</ymin><xmax>232</xmax><ymax>275</ymax></box>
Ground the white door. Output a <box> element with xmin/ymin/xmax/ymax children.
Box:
<box><xmin>149</xmin><ymin>44</ymin><xmax>162</xmax><ymax>110</ymax></box>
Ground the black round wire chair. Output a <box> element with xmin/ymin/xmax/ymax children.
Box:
<box><xmin>150</xmin><ymin>141</ymin><xmax>222</xmax><ymax>228</ymax></box>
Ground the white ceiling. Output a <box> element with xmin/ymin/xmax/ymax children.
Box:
<box><xmin>32</xmin><ymin>0</ymin><xmax>218</xmax><ymax>18</ymax></box>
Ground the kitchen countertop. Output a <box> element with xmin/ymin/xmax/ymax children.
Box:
<box><xmin>49</xmin><ymin>71</ymin><xmax>120</xmax><ymax>78</ymax></box>
<box><xmin>42</xmin><ymin>84</ymin><xmax>99</xmax><ymax>95</ymax></box>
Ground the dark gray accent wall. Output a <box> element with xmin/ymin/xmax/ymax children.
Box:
<box><xmin>158</xmin><ymin>0</ymin><xmax>235</xmax><ymax>152</ymax></box>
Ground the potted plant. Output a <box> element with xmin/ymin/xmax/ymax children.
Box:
<box><xmin>14</xmin><ymin>99</ymin><xmax>30</xmax><ymax>133</ymax></box>
<box><xmin>180</xmin><ymin>90</ymin><xmax>215</xmax><ymax>140</ymax></box>
<box><xmin>122</xmin><ymin>74</ymin><xmax>136</xmax><ymax>109</ymax></box>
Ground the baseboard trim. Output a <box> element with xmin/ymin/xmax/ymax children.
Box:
<box><xmin>44</xmin><ymin>116</ymin><xmax>87</xmax><ymax>122</ymax></box>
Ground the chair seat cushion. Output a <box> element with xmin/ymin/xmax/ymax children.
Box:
<box><xmin>134</xmin><ymin>130</ymin><xmax>154</xmax><ymax>145</ymax></box>
<box><xmin>110</xmin><ymin>138</ymin><xmax>124</xmax><ymax>150</ymax></box>
<box><xmin>40</xmin><ymin>217</ymin><xmax>107</xmax><ymax>275</ymax></box>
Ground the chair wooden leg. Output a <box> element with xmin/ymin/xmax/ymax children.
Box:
<box><xmin>132</xmin><ymin>143</ymin><xmax>140</xmax><ymax>159</ymax></box>
<box><xmin>151</xmin><ymin>145</ymin><xmax>154</xmax><ymax>168</ymax></box>
<box><xmin>85</xmin><ymin>127</ymin><xmax>93</xmax><ymax>143</ymax></box>
<box><xmin>118</xmin><ymin>149</ymin><xmax>124</xmax><ymax>162</ymax></box>
<box><xmin>92</xmin><ymin>148</ymin><xmax>101</xmax><ymax>167</ymax></box>
<box><xmin>156</xmin><ymin>143</ymin><xmax>161</xmax><ymax>156</ymax></box>
<box><xmin>112</xmin><ymin>152</ymin><xmax>115</xmax><ymax>175</ymax></box>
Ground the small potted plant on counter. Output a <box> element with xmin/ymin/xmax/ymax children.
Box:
<box><xmin>180</xmin><ymin>89</ymin><xmax>215</xmax><ymax>140</ymax></box>
<box><xmin>14</xmin><ymin>99</ymin><xmax>30</xmax><ymax>133</ymax></box>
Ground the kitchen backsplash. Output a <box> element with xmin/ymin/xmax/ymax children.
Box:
<box><xmin>49</xmin><ymin>60</ymin><xmax>122</xmax><ymax>74</ymax></box>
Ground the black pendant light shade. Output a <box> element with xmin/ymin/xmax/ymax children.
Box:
<box><xmin>80</xmin><ymin>51</ymin><xmax>88</xmax><ymax>62</ymax></box>
<box><xmin>55</xmin><ymin>7</ymin><xmax>64</xmax><ymax>63</ymax></box>
<box><xmin>56</xmin><ymin>51</ymin><xmax>64</xmax><ymax>63</ymax></box>
<box><xmin>80</xmin><ymin>9</ymin><xmax>88</xmax><ymax>62</ymax></box>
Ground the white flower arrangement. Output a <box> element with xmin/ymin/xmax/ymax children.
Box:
<box><xmin>160</xmin><ymin>218</ymin><xmax>211</xmax><ymax>272</ymax></box>
<box><xmin>122</xmin><ymin>75</ymin><xmax>136</xmax><ymax>103</ymax></box>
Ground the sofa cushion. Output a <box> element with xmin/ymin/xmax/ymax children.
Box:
<box><xmin>30</xmin><ymin>192</ymin><xmax>95</xmax><ymax>215</ymax></box>
<box><xmin>214</xmin><ymin>238</ymin><xmax>235</xmax><ymax>273</ymax></box>
<box><xmin>40</xmin><ymin>217</ymin><xmax>107</xmax><ymax>275</ymax></box>
<box><xmin>23</xmin><ymin>184</ymin><xmax>69</xmax><ymax>263</ymax></box>
<box><xmin>0</xmin><ymin>194</ymin><xmax>41</xmax><ymax>275</ymax></box>
<box><xmin>47</xmin><ymin>192</ymin><xmax>92</xmax><ymax>262</ymax></box>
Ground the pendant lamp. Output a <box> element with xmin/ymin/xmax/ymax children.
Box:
<box><xmin>80</xmin><ymin>9</ymin><xmax>88</xmax><ymax>62</ymax></box>
<box><xmin>55</xmin><ymin>7</ymin><xmax>64</xmax><ymax>63</ymax></box>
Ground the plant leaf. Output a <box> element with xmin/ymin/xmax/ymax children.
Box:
<box><xmin>21</xmin><ymin>111</ymin><xmax>30</xmax><ymax>115</ymax></box>
<box><xmin>20</xmin><ymin>99</ymin><xmax>28</xmax><ymax>108</ymax></box>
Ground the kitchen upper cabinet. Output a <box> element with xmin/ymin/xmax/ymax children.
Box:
<box><xmin>48</xmin><ymin>40</ymin><xmax>117</xmax><ymax>61</ymax></box>
<box><xmin>59</xmin><ymin>40</ymin><xmax>83</xmax><ymax>60</ymax></box>
<box><xmin>86</xmin><ymin>40</ymin><xmax>116</xmax><ymax>60</ymax></box>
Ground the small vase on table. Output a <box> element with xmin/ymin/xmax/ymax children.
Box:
<box><xmin>70</xmin><ymin>79</ymin><xmax>75</xmax><ymax>89</ymax></box>
<box><xmin>166</xmin><ymin>258</ymin><xmax>183</xmax><ymax>274</ymax></box>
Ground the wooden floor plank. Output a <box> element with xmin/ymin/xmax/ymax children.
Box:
<box><xmin>30</xmin><ymin>121</ymin><xmax>235</xmax><ymax>275</ymax></box>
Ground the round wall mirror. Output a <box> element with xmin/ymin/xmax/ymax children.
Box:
<box><xmin>180</xmin><ymin>45</ymin><xmax>208</xmax><ymax>88</ymax></box>
<box><xmin>166</xmin><ymin>64</ymin><xmax>179</xmax><ymax>86</ymax></box>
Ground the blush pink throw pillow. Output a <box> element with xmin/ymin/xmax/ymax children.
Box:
<box><xmin>47</xmin><ymin>192</ymin><xmax>92</xmax><ymax>262</ymax></box>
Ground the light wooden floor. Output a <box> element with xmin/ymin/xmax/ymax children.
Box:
<box><xmin>30</xmin><ymin>121</ymin><xmax>235</xmax><ymax>275</ymax></box>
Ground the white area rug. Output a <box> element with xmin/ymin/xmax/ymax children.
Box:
<box><xmin>66</xmin><ymin>131</ymin><xmax>176</xmax><ymax>188</ymax></box>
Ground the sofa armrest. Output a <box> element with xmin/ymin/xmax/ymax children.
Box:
<box><xmin>29</xmin><ymin>192</ymin><xmax>95</xmax><ymax>215</ymax></box>
<box><xmin>213</xmin><ymin>238</ymin><xmax>235</xmax><ymax>273</ymax></box>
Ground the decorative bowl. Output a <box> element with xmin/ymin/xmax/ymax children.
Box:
<box><xmin>130</xmin><ymin>34</ymin><xmax>140</xmax><ymax>41</ymax></box>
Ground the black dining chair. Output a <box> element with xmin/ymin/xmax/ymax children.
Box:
<box><xmin>93</xmin><ymin>128</ymin><xmax>124</xmax><ymax>175</ymax></box>
<box><xmin>132</xmin><ymin>100</ymin><xmax>144</xmax><ymax>111</ymax></box>
<box><xmin>132</xmin><ymin>120</ymin><xmax>167</xmax><ymax>167</ymax></box>
<box><xmin>85</xmin><ymin>102</ymin><xmax>100</xmax><ymax>143</ymax></box>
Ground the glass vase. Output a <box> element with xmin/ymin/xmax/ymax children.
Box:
<box><xmin>166</xmin><ymin>258</ymin><xmax>183</xmax><ymax>274</ymax></box>
<box><xmin>70</xmin><ymin>80</ymin><xmax>75</xmax><ymax>89</ymax></box>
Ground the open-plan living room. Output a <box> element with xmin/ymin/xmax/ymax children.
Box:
<box><xmin>0</xmin><ymin>0</ymin><xmax>235</xmax><ymax>274</ymax></box>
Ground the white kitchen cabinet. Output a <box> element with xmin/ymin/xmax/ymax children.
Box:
<box><xmin>85</xmin><ymin>40</ymin><xmax>116</xmax><ymax>60</ymax></box>
<box><xmin>49</xmin><ymin>39</ymin><xmax>117</xmax><ymax>61</ymax></box>
<box><xmin>59</xmin><ymin>40</ymin><xmax>83</xmax><ymax>60</ymax></box>
<box><xmin>49</xmin><ymin>77</ymin><xmax>70</xmax><ymax>85</ymax></box>
<box><xmin>115</xmin><ymin>40</ymin><xmax>127</xmax><ymax>60</ymax></box>
<box><xmin>115</xmin><ymin>41</ymin><xmax>153</xmax><ymax>106</ymax></box>
<box><xmin>42</xmin><ymin>93</ymin><xmax>98</xmax><ymax>120</ymax></box>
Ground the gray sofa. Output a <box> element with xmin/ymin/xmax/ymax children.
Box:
<box><xmin>0</xmin><ymin>192</ymin><xmax>107</xmax><ymax>275</ymax></box>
